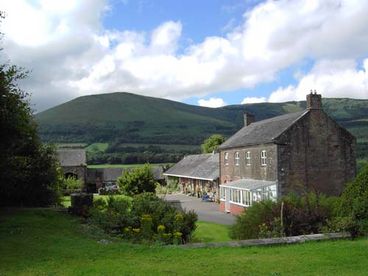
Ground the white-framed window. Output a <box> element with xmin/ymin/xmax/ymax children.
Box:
<box><xmin>241</xmin><ymin>190</ymin><xmax>251</xmax><ymax>206</ymax></box>
<box><xmin>246</xmin><ymin>151</ymin><xmax>251</xmax><ymax>166</ymax></box>
<box><xmin>235</xmin><ymin>151</ymin><xmax>240</xmax><ymax>166</ymax></box>
<box><xmin>220</xmin><ymin>187</ymin><xmax>225</xmax><ymax>200</ymax></box>
<box><xmin>261</xmin><ymin>150</ymin><xmax>267</xmax><ymax>166</ymax></box>
<box><xmin>230</xmin><ymin>188</ymin><xmax>241</xmax><ymax>204</ymax></box>
<box><xmin>224</xmin><ymin>152</ymin><xmax>229</xmax><ymax>166</ymax></box>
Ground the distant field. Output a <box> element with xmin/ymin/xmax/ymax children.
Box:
<box><xmin>86</xmin><ymin>143</ymin><xmax>109</xmax><ymax>152</ymax></box>
<box><xmin>115</xmin><ymin>143</ymin><xmax>200</xmax><ymax>150</ymax></box>
<box><xmin>1</xmin><ymin>209</ymin><xmax>368</xmax><ymax>275</ymax></box>
<box><xmin>56</xmin><ymin>143</ymin><xmax>88</xmax><ymax>148</ymax></box>
<box><xmin>87</xmin><ymin>163</ymin><xmax>171</xmax><ymax>169</ymax></box>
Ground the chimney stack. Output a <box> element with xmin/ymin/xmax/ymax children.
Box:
<box><xmin>306</xmin><ymin>90</ymin><xmax>322</xmax><ymax>110</ymax></box>
<box><xmin>244</xmin><ymin>112</ymin><xmax>255</xmax><ymax>126</ymax></box>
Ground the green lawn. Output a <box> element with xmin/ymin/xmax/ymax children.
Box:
<box><xmin>193</xmin><ymin>221</ymin><xmax>231</xmax><ymax>243</ymax></box>
<box><xmin>0</xmin><ymin>209</ymin><xmax>367</xmax><ymax>275</ymax></box>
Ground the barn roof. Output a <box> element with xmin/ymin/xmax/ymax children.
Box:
<box><xmin>57</xmin><ymin>149</ymin><xmax>86</xmax><ymax>167</ymax></box>
<box><xmin>163</xmin><ymin>153</ymin><xmax>219</xmax><ymax>181</ymax></box>
<box><xmin>219</xmin><ymin>111</ymin><xmax>308</xmax><ymax>150</ymax></box>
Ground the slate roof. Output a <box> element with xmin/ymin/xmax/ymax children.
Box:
<box><xmin>219</xmin><ymin>111</ymin><xmax>308</xmax><ymax>149</ymax></box>
<box><xmin>220</xmin><ymin>179</ymin><xmax>276</xmax><ymax>191</ymax></box>
<box><xmin>163</xmin><ymin>153</ymin><xmax>219</xmax><ymax>181</ymax></box>
<box><xmin>57</xmin><ymin>149</ymin><xmax>86</xmax><ymax>167</ymax></box>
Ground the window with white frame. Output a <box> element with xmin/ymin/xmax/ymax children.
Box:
<box><xmin>241</xmin><ymin>190</ymin><xmax>251</xmax><ymax>206</ymax></box>
<box><xmin>235</xmin><ymin>151</ymin><xmax>240</xmax><ymax>166</ymax></box>
<box><xmin>224</xmin><ymin>152</ymin><xmax>229</xmax><ymax>165</ymax></box>
<box><xmin>261</xmin><ymin>150</ymin><xmax>267</xmax><ymax>166</ymax></box>
<box><xmin>246</xmin><ymin>151</ymin><xmax>251</xmax><ymax>166</ymax></box>
<box><xmin>220</xmin><ymin>187</ymin><xmax>225</xmax><ymax>200</ymax></box>
<box><xmin>230</xmin><ymin>188</ymin><xmax>241</xmax><ymax>204</ymax></box>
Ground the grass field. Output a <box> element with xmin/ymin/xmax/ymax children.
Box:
<box><xmin>86</xmin><ymin>143</ymin><xmax>109</xmax><ymax>153</ymax></box>
<box><xmin>1</xmin><ymin>208</ymin><xmax>367</xmax><ymax>275</ymax></box>
<box><xmin>87</xmin><ymin>163</ymin><xmax>171</xmax><ymax>169</ymax></box>
<box><xmin>193</xmin><ymin>221</ymin><xmax>231</xmax><ymax>243</ymax></box>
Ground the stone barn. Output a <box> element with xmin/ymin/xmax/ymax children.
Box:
<box><xmin>218</xmin><ymin>93</ymin><xmax>356</xmax><ymax>214</ymax></box>
<box><xmin>57</xmin><ymin>148</ymin><xmax>87</xmax><ymax>185</ymax></box>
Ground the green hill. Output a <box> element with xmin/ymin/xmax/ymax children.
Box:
<box><xmin>35</xmin><ymin>92</ymin><xmax>368</xmax><ymax>163</ymax></box>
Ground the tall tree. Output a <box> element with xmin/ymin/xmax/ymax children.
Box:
<box><xmin>201</xmin><ymin>134</ymin><xmax>225</xmax><ymax>153</ymax></box>
<box><xmin>0</xmin><ymin>13</ymin><xmax>61</xmax><ymax>206</ymax></box>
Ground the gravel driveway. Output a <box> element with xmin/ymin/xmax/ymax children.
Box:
<box><xmin>163</xmin><ymin>193</ymin><xmax>235</xmax><ymax>225</ymax></box>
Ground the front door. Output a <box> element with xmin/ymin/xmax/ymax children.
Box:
<box><xmin>225</xmin><ymin>188</ymin><xmax>230</xmax><ymax>213</ymax></box>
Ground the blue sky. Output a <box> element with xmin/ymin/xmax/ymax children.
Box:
<box><xmin>1</xmin><ymin>0</ymin><xmax>367</xmax><ymax>111</ymax></box>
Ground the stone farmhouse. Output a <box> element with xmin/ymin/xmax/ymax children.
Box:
<box><xmin>163</xmin><ymin>153</ymin><xmax>219</xmax><ymax>200</ymax></box>
<box><xmin>218</xmin><ymin>93</ymin><xmax>356</xmax><ymax>214</ymax></box>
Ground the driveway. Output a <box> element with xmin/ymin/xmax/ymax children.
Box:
<box><xmin>163</xmin><ymin>194</ymin><xmax>235</xmax><ymax>225</ymax></box>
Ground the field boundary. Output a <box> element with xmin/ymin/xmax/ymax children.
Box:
<box><xmin>181</xmin><ymin>232</ymin><xmax>351</xmax><ymax>248</ymax></box>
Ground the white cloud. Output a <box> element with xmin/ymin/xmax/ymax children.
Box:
<box><xmin>198</xmin><ymin>97</ymin><xmax>227</xmax><ymax>108</ymax></box>
<box><xmin>1</xmin><ymin>0</ymin><xmax>368</xmax><ymax>111</ymax></box>
<box><xmin>268</xmin><ymin>59</ymin><xmax>368</xmax><ymax>102</ymax></box>
<box><xmin>241</xmin><ymin>97</ymin><xmax>267</xmax><ymax>104</ymax></box>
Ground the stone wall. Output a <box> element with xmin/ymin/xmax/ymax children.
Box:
<box><xmin>276</xmin><ymin>109</ymin><xmax>356</xmax><ymax>196</ymax></box>
<box><xmin>62</xmin><ymin>166</ymin><xmax>87</xmax><ymax>185</ymax></box>
<box><xmin>220</xmin><ymin>144</ymin><xmax>278</xmax><ymax>184</ymax></box>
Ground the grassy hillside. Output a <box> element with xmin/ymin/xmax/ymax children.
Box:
<box><xmin>35</xmin><ymin>92</ymin><xmax>368</xmax><ymax>160</ymax></box>
<box><xmin>1</xmin><ymin>209</ymin><xmax>368</xmax><ymax>275</ymax></box>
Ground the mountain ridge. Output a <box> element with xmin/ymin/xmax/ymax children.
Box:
<box><xmin>35</xmin><ymin>92</ymin><xmax>368</xmax><ymax>160</ymax></box>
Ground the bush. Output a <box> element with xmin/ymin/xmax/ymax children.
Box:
<box><xmin>230</xmin><ymin>200</ymin><xmax>275</xmax><ymax>240</ymax></box>
<box><xmin>156</xmin><ymin>178</ymin><xmax>179</xmax><ymax>195</ymax></box>
<box><xmin>89</xmin><ymin>195</ymin><xmax>132</xmax><ymax>233</ymax></box>
<box><xmin>118</xmin><ymin>164</ymin><xmax>157</xmax><ymax>196</ymax></box>
<box><xmin>89</xmin><ymin>193</ymin><xmax>197</xmax><ymax>244</ymax></box>
<box><xmin>61</xmin><ymin>176</ymin><xmax>82</xmax><ymax>195</ymax></box>
<box><xmin>230</xmin><ymin>193</ymin><xmax>338</xmax><ymax>240</ymax></box>
<box><xmin>337</xmin><ymin>164</ymin><xmax>368</xmax><ymax>237</ymax></box>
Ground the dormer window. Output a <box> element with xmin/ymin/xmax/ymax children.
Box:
<box><xmin>246</xmin><ymin>151</ymin><xmax>251</xmax><ymax>166</ymax></box>
<box><xmin>235</xmin><ymin>152</ymin><xmax>240</xmax><ymax>166</ymax></box>
<box><xmin>261</xmin><ymin>150</ymin><xmax>267</xmax><ymax>166</ymax></box>
<box><xmin>224</xmin><ymin>152</ymin><xmax>229</xmax><ymax>166</ymax></box>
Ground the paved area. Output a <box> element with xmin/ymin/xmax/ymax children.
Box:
<box><xmin>163</xmin><ymin>194</ymin><xmax>235</xmax><ymax>225</ymax></box>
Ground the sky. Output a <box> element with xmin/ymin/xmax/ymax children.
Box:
<box><xmin>1</xmin><ymin>0</ymin><xmax>368</xmax><ymax>112</ymax></box>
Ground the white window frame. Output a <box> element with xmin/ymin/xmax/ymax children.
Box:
<box><xmin>261</xmin><ymin>150</ymin><xmax>267</xmax><ymax>166</ymax></box>
<box><xmin>224</xmin><ymin>152</ymin><xmax>229</xmax><ymax>166</ymax></box>
<box><xmin>235</xmin><ymin>151</ymin><xmax>240</xmax><ymax>166</ymax></box>
<box><xmin>246</xmin><ymin>151</ymin><xmax>251</xmax><ymax>166</ymax></box>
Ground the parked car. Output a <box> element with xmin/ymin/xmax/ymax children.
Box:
<box><xmin>98</xmin><ymin>181</ymin><xmax>119</xmax><ymax>195</ymax></box>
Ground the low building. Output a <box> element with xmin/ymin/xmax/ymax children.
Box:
<box><xmin>57</xmin><ymin>148</ymin><xmax>87</xmax><ymax>185</ymax></box>
<box><xmin>86</xmin><ymin>166</ymin><xmax>164</xmax><ymax>192</ymax></box>
<box><xmin>218</xmin><ymin>93</ymin><xmax>356</xmax><ymax>214</ymax></box>
<box><xmin>163</xmin><ymin>153</ymin><xmax>219</xmax><ymax>200</ymax></box>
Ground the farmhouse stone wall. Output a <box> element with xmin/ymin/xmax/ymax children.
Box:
<box><xmin>276</xmin><ymin>109</ymin><xmax>356</xmax><ymax>196</ymax></box>
<box><xmin>220</xmin><ymin>144</ymin><xmax>277</xmax><ymax>184</ymax></box>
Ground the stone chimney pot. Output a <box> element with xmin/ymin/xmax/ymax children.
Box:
<box><xmin>244</xmin><ymin>112</ymin><xmax>255</xmax><ymax>126</ymax></box>
<box><xmin>306</xmin><ymin>91</ymin><xmax>322</xmax><ymax>110</ymax></box>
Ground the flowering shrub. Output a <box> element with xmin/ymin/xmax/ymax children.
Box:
<box><xmin>89</xmin><ymin>193</ymin><xmax>197</xmax><ymax>244</ymax></box>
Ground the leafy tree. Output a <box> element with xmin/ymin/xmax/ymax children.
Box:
<box><xmin>201</xmin><ymin>134</ymin><xmax>225</xmax><ymax>153</ymax></box>
<box><xmin>0</xmin><ymin>13</ymin><xmax>61</xmax><ymax>206</ymax></box>
<box><xmin>337</xmin><ymin>164</ymin><xmax>368</xmax><ymax>236</ymax></box>
<box><xmin>117</xmin><ymin>164</ymin><xmax>157</xmax><ymax>195</ymax></box>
